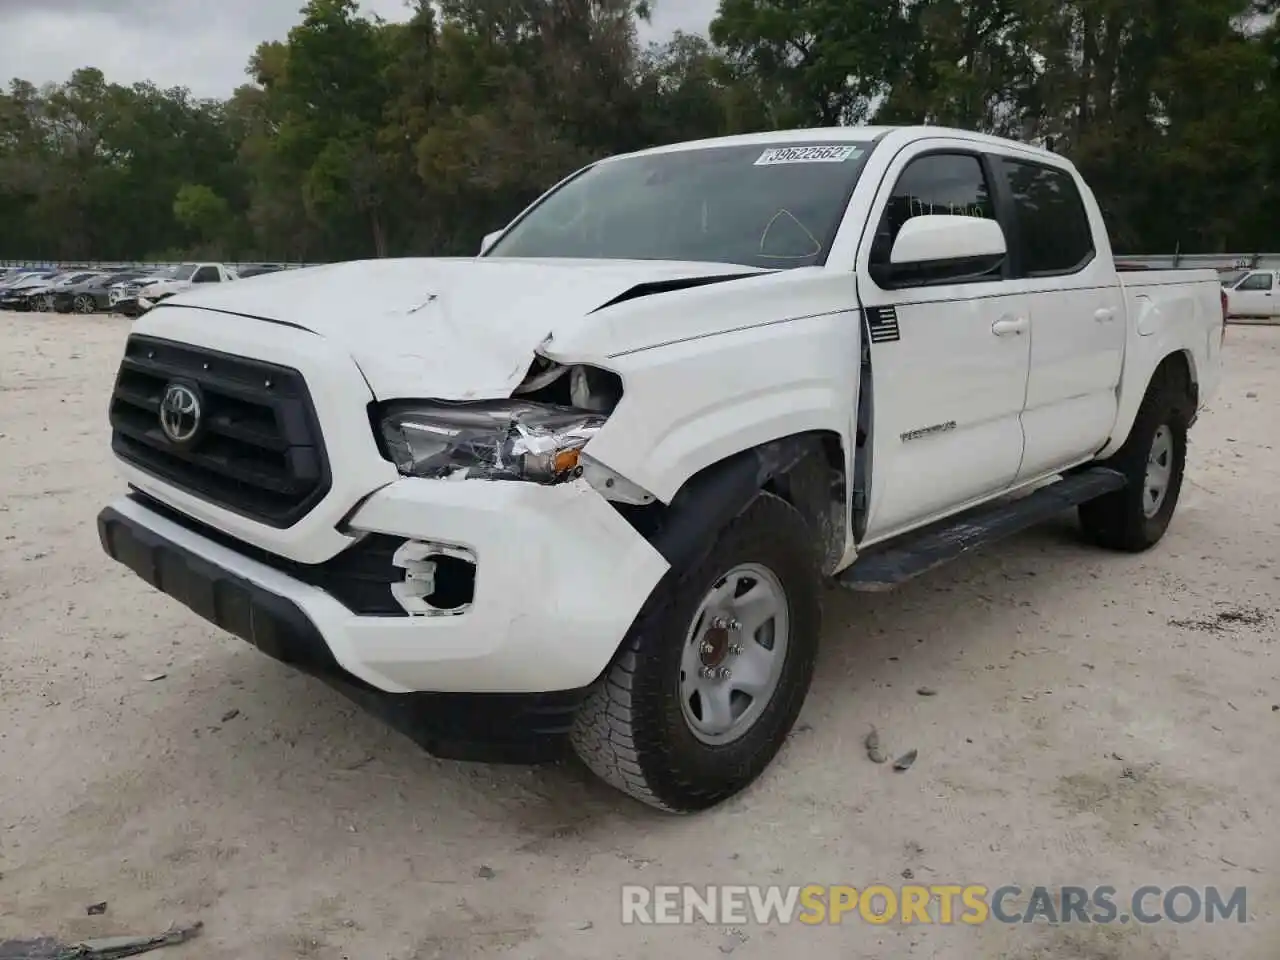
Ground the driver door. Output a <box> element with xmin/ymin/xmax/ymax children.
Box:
<box><xmin>855</xmin><ymin>146</ymin><xmax>1031</xmax><ymax>544</ymax></box>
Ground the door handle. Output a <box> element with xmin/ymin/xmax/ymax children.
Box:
<box><xmin>1094</xmin><ymin>307</ymin><xmax>1116</xmax><ymax>322</ymax></box>
<box><xmin>991</xmin><ymin>316</ymin><xmax>1028</xmax><ymax>337</ymax></box>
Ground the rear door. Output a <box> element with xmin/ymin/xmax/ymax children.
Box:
<box><xmin>855</xmin><ymin>144</ymin><xmax>1032</xmax><ymax>543</ymax></box>
<box><xmin>992</xmin><ymin>154</ymin><xmax>1126</xmax><ymax>483</ymax></box>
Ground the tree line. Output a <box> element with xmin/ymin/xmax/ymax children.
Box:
<box><xmin>1</xmin><ymin>0</ymin><xmax>1276</xmax><ymax>263</ymax></box>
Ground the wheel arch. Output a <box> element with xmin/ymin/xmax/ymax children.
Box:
<box><xmin>1160</xmin><ymin>349</ymin><xmax>1199</xmax><ymax>418</ymax></box>
<box><xmin>610</xmin><ymin>430</ymin><xmax>848</xmax><ymax>580</ymax></box>
<box><xmin>1098</xmin><ymin>347</ymin><xmax>1200</xmax><ymax>460</ymax></box>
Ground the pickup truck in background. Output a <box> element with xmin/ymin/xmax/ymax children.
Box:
<box><xmin>110</xmin><ymin>262</ymin><xmax>237</xmax><ymax>316</ymax></box>
<box><xmin>1224</xmin><ymin>269</ymin><xmax>1280</xmax><ymax>319</ymax></box>
<box><xmin>96</xmin><ymin>126</ymin><xmax>1224</xmax><ymax>813</ymax></box>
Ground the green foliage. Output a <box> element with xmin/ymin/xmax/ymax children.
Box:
<box><xmin>1</xmin><ymin>0</ymin><xmax>1277</xmax><ymax>259</ymax></box>
<box><xmin>173</xmin><ymin>184</ymin><xmax>231</xmax><ymax>246</ymax></box>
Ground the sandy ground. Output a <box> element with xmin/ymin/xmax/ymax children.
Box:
<box><xmin>0</xmin><ymin>311</ymin><xmax>1277</xmax><ymax>960</ymax></box>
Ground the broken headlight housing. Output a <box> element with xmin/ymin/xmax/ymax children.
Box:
<box><xmin>377</xmin><ymin>400</ymin><xmax>607</xmax><ymax>483</ymax></box>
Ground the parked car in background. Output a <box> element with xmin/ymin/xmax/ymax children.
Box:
<box><xmin>16</xmin><ymin>271</ymin><xmax>106</xmax><ymax>312</ymax></box>
<box><xmin>107</xmin><ymin>270</ymin><xmax>170</xmax><ymax>316</ymax></box>
<box><xmin>1</xmin><ymin>269</ymin><xmax>58</xmax><ymax>287</ymax></box>
<box><xmin>54</xmin><ymin>270</ymin><xmax>156</xmax><ymax>314</ymax></box>
<box><xmin>110</xmin><ymin>263</ymin><xmax>236</xmax><ymax>316</ymax></box>
<box><xmin>135</xmin><ymin>262</ymin><xmax>238</xmax><ymax>312</ymax></box>
<box><xmin>1224</xmin><ymin>269</ymin><xmax>1280</xmax><ymax>319</ymax></box>
<box><xmin>0</xmin><ymin>271</ymin><xmax>61</xmax><ymax>309</ymax></box>
<box><xmin>28</xmin><ymin>271</ymin><xmax>108</xmax><ymax>312</ymax></box>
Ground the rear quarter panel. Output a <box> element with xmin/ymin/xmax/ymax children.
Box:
<box><xmin>1097</xmin><ymin>269</ymin><xmax>1223</xmax><ymax>459</ymax></box>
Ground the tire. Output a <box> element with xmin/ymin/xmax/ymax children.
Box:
<box><xmin>571</xmin><ymin>491</ymin><xmax>822</xmax><ymax>813</ymax></box>
<box><xmin>1078</xmin><ymin>368</ymin><xmax>1189</xmax><ymax>552</ymax></box>
<box><xmin>73</xmin><ymin>294</ymin><xmax>95</xmax><ymax>314</ymax></box>
<box><xmin>35</xmin><ymin>295</ymin><xmax>53</xmax><ymax>312</ymax></box>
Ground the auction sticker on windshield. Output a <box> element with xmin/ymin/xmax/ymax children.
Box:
<box><xmin>754</xmin><ymin>145</ymin><xmax>864</xmax><ymax>165</ymax></box>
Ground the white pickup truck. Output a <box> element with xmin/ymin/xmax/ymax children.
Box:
<box><xmin>1224</xmin><ymin>269</ymin><xmax>1279</xmax><ymax>319</ymax></box>
<box><xmin>97</xmin><ymin>126</ymin><xmax>1224</xmax><ymax>813</ymax></box>
<box><xmin>110</xmin><ymin>262</ymin><xmax>238</xmax><ymax>316</ymax></box>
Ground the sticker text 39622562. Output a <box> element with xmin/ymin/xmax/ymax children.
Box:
<box><xmin>754</xmin><ymin>145</ymin><xmax>865</xmax><ymax>166</ymax></box>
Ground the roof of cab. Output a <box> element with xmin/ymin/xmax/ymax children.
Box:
<box><xmin>611</xmin><ymin>125</ymin><xmax>1064</xmax><ymax>165</ymax></box>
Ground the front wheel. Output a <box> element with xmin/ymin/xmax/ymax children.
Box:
<box><xmin>1079</xmin><ymin>374</ymin><xmax>1188</xmax><ymax>552</ymax></box>
<box><xmin>73</xmin><ymin>294</ymin><xmax>95</xmax><ymax>314</ymax></box>
<box><xmin>571</xmin><ymin>492</ymin><xmax>821</xmax><ymax>812</ymax></box>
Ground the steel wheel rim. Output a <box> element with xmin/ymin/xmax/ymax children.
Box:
<box><xmin>1143</xmin><ymin>424</ymin><xmax>1173</xmax><ymax>518</ymax></box>
<box><xmin>75</xmin><ymin>295</ymin><xmax>93</xmax><ymax>313</ymax></box>
<box><xmin>679</xmin><ymin>562</ymin><xmax>790</xmax><ymax>745</ymax></box>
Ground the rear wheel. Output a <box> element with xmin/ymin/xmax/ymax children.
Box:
<box><xmin>1079</xmin><ymin>370</ymin><xmax>1189</xmax><ymax>552</ymax></box>
<box><xmin>73</xmin><ymin>294</ymin><xmax>95</xmax><ymax>314</ymax></box>
<box><xmin>571</xmin><ymin>492</ymin><xmax>821</xmax><ymax>812</ymax></box>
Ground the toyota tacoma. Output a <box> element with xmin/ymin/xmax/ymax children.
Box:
<box><xmin>97</xmin><ymin>127</ymin><xmax>1225</xmax><ymax>812</ymax></box>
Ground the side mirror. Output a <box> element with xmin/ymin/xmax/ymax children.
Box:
<box><xmin>479</xmin><ymin>230</ymin><xmax>503</xmax><ymax>255</ymax></box>
<box><xmin>873</xmin><ymin>215</ymin><xmax>1006</xmax><ymax>287</ymax></box>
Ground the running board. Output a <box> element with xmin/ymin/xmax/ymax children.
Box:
<box><xmin>838</xmin><ymin>468</ymin><xmax>1126</xmax><ymax>592</ymax></box>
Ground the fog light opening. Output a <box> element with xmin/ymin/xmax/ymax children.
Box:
<box><xmin>391</xmin><ymin>540</ymin><xmax>477</xmax><ymax>616</ymax></box>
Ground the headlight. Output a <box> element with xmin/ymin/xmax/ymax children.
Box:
<box><xmin>377</xmin><ymin>400</ymin><xmax>607</xmax><ymax>482</ymax></box>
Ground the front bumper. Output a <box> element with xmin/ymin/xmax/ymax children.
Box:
<box><xmin>98</xmin><ymin>478</ymin><xmax>669</xmax><ymax>695</ymax></box>
<box><xmin>100</xmin><ymin>498</ymin><xmax>628</xmax><ymax>763</ymax></box>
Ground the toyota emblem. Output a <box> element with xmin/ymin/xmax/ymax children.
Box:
<box><xmin>159</xmin><ymin>382</ymin><xmax>202</xmax><ymax>444</ymax></box>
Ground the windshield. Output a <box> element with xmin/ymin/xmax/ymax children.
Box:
<box><xmin>486</xmin><ymin>141</ymin><xmax>876</xmax><ymax>268</ymax></box>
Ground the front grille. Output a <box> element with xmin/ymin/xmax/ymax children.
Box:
<box><xmin>110</xmin><ymin>335</ymin><xmax>330</xmax><ymax>528</ymax></box>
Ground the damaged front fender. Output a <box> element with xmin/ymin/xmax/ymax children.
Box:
<box><xmin>619</xmin><ymin>434</ymin><xmax>826</xmax><ymax>575</ymax></box>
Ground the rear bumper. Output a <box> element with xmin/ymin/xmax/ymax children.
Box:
<box><xmin>97</xmin><ymin>499</ymin><xmax>607</xmax><ymax>763</ymax></box>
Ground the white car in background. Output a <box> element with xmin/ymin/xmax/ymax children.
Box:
<box><xmin>109</xmin><ymin>263</ymin><xmax>237</xmax><ymax>316</ymax></box>
<box><xmin>1224</xmin><ymin>269</ymin><xmax>1280</xmax><ymax>319</ymax></box>
<box><xmin>136</xmin><ymin>262</ymin><xmax>238</xmax><ymax>310</ymax></box>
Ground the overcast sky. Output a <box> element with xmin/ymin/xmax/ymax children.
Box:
<box><xmin>0</xmin><ymin>0</ymin><xmax>719</xmax><ymax>98</ymax></box>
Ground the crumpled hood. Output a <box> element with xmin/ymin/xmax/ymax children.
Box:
<box><xmin>160</xmin><ymin>257</ymin><xmax>767</xmax><ymax>399</ymax></box>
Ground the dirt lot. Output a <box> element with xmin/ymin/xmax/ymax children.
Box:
<box><xmin>1</xmin><ymin>312</ymin><xmax>1277</xmax><ymax>959</ymax></box>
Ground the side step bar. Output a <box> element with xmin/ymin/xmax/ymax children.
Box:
<box><xmin>838</xmin><ymin>467</ymin><xmax>1126</xmax><ymax>592</ymax></box>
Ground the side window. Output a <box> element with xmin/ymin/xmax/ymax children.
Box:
<box><xmin>1237</xmin><ymin>272</ymin><xmax>1273</xmax><ymax>291</ymax></box>
<box><xmin>871</xmin><ymin>152</ymin><xmax>1000</xmax><ymax>286</ymax></box>
<box><xmin>192</xmin><ymin>266</ymin><xmax>220</xmax><ymax>283</ymax></box>
<box><xmin>998</xmin><ymin>159</ymin><xmax>1095</xmax><ymax>276</ymax></box>
<box><xmin>880</xmin><ymin>153</ymin><xmax>996</xmax><ymax>248</ymax></box>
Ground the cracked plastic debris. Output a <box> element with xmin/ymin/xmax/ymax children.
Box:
<box><xmin>0</xmin><ymin>921</ymin><xmax>202</xmax><ymax>960</ymax></box>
